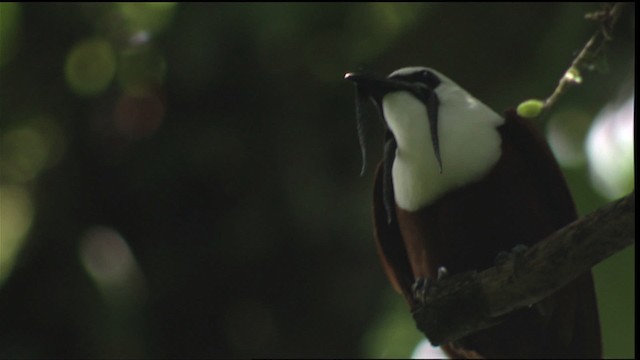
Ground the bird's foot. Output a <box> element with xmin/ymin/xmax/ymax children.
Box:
<box><xmin>412</xmin><ymin>277</ymin><xmax>431</xmax><ymax>304</ymax></box>
<box><xmin>494</xmin><ymin>244</ymin><xmax>529</xmax><ymax>266</ymax></box>
<box><xmin>412</xmin><ymin>267</ymin><xmax>449</xmax><ymax>304</ymax></box>
<box><xmin>495</xmin><ymin>244</ymin><xmax>530</xmax><ymax>281</ymax></box>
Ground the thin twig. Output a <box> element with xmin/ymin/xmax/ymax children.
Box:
<box><xmin>543</xmin><ymin>2</ymin><xmax>625</xmax><ymax>111</ymax></box>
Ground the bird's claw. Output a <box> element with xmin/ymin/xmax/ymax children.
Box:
<box><xmin>494</xmin><ymin>244</ymin><xmax>530</xmax><ymax>282</ymax></box>
<box><xmin>494</xmin><ymin>244</ymin><xmax>529</xmax><ymax>266</ymax></box>
<box><xmin>412</xmin><ymin>277</ymin><xmax>432</xmax><ymax>304</ymax></box>
<box><xmin>412</xmin><ymin>267</ymin><xmax>448</xmax><ymax>304</ymax></box>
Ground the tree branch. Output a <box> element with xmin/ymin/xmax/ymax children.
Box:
<box><xmin>411</xmin><ymin>192</ymin><xmax>635</xmax><ymax>346</ymax></box>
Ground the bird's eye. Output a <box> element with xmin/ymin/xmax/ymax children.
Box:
<box><xmin>420</xmin><ymin>70</ymin><xmax>441</xmax><ymax>89</ymax></box>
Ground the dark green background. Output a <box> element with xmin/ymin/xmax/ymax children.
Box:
<box><xmin>0</xmin><ymin>3</ymin><xmax>634</xmax><ymax>358</ymax></box>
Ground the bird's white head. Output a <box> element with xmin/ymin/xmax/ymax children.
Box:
<box><xmin>346</xmin><ymin>67</ymin><xmax>505</xmax><ymax>210</ymax></box>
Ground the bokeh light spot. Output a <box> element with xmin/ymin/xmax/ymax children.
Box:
<box><xmin>0</xmin><ymin>185</ymin><xmax>34</xmax><ymax>286</ymax></box>
<box><xmin>0</xmin><ymin>2</ymin><xmax>22</xmax><ymax>67</ymax></box>
<box><xmin>117</xmin><ymin>2</ymin><xmax>178</xmax><ymax>35</ymax></box>
<box><xmin>1</xmin><ymin>127</ymin><xmax>49</xmax><ymax>182</ymax></box>
<box><xmin>65</xmin><ymin>38</ymin><xmax>116</xmax><ymax>97</ymax></box>
<box><xmin>586</xmin><ymin>93</ymin><xmax>635</xmax><ymax>199</ymax></box>
<box><xmin>79</xmin><ymin>226</ymin><xmax>147</xmax><ymax>303</ymax></box>
<box><xmin>114</xmin><ymin>94</ymin><xmax>164</xmax><ymax>139</ymax></box>
<box><xmin>0</xmin><ymin>116</ymin><xmax>66</xmax><ymax>183</ymax></box>
<box><xmin>411</xmin><ymin>339</ymin><xmax>449</xmax><ymax>359</ymax></box>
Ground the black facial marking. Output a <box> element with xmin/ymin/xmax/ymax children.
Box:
<box><xmin>383</xmin><ymin>134</ymin><xmax>397</xmax><ymax>224</ymax></box>
<box><xmin>389</xmin><ymin>69</ymin><xmax>441</xmax><ymax>89</ymax></box>
<box><xmin>346</xmin><ymin>69</ymin><xmax>443</xmax><ymax>185</ymax></box>
<box><xmin>354</xmin><ymin>84</ymin><xmax>369</xmax><ymax>175</ymax></box>
<box><xmin>424</xmin><ymin>88</ymin><xmax>443</xmax><ymax>173</ymax></box>
<box><xmin>389</xmin><ymin>69</ymin><xmax>443</xmax><ymax>172</ymax></box>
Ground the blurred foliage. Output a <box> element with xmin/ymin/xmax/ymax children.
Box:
<box><xmin>65</xmin><ymin>38</ymin><xmax>116</xmax><ymax>96</ymax></box>
<box><xmin>0</xmin><ymin>3</ymin><xmax>635</xmax><ymax>358</ymax></box>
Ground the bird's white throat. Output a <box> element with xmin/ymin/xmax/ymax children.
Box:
<box><xmin>382</xmin><ymin>84</ymin><xmax>504</xmax><ymax>211</ymax></box>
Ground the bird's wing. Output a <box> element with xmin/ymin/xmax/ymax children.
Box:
<box><xmin>495</xmin><ymin>109</ymin><xmax>602</xmax><ymax>358</ymax></box>
<box><xmin>372</xmin><ymin>161</ymin><xmax>415</xmax><ymax>305</ymax></box>
<box><xmin>499</xmin><ymin>109</ymin><xmax>578</xmax><ymax>227</ymax></box>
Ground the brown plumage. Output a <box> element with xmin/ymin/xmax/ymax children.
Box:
<box><xmin>373</xmin><ymin>109</ymin><xmax>602</xmax><ymax>358</ymax></box>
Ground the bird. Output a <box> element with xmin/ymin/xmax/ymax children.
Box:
<box><xmin>345</xmin><ymin>67</ymin><xmax>602</xmax><ymax>358</ymax></box>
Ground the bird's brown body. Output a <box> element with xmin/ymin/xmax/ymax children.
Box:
<box><xmin>373</xmin><ymin>110</ymin><xmax>602</xmax><ymax>358</ymax></box>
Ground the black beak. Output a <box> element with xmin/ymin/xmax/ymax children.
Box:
<box><xmin>345</xmin><ymin>72</ymin><xmax>443</xmax><ymax>174</ymax></box>
<box><xmin>345</xmin><ymin>72</ymin><xmax>410</xmax><ymax>103</ymax></box>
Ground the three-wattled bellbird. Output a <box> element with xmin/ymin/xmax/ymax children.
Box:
<box><xmin>345</xmin><ymin>67</ymin><xmax>601</xmax><ymax>359</ymax></box>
